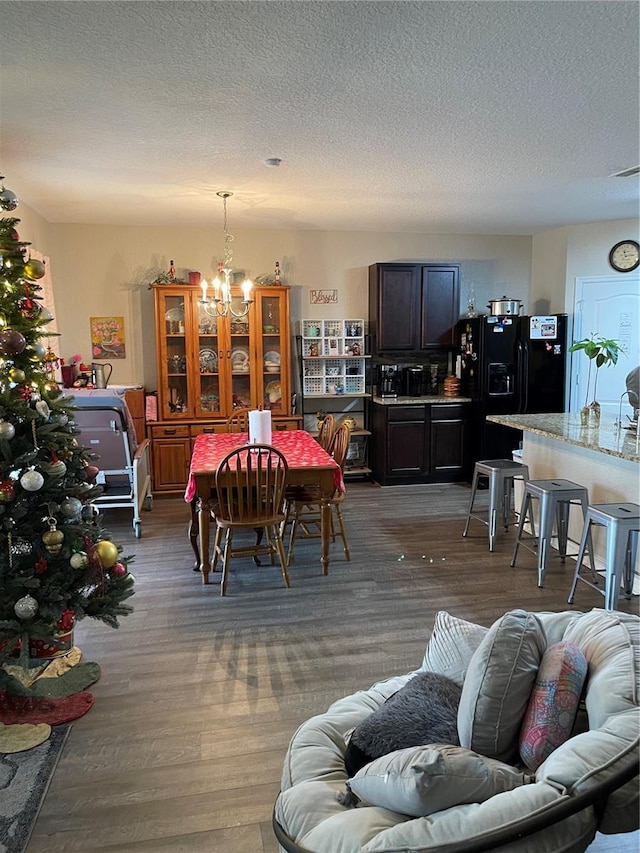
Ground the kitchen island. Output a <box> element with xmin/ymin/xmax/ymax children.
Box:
<box><xmin>487</xmin><ymin>412</ymin><xmax>639</xmax><ymax>594</ymax></box>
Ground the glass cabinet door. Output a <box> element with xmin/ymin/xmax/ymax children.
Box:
<box><xmin>228</xmin><ymin>296</ymin><xmax>252</xmax><ymax>410</ymax></box>
<box><xmin>195</xmin><ymin>302</ymin><xmax>222</xmax><ymax>417</ymax></box>
<box><xmin>161</xmin><ymin>294</ymin><xmax>189</xmax><ymax>418</ymax></box>
<box><xmin>258</xmin><ymin>290</ymin><xmax>287</xmax><ymax>415</ymax></box>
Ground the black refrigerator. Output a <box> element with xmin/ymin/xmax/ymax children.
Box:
<box><xmin>457</xmin><ymin>314</ymin><xmax>568</xmax><ymax>461</ymax></box>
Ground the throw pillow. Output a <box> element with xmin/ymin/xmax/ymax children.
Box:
<box><xmin>346</xmin><ymin>743</ymin><xmax>532</xmax><ymax>817</ymax></box>
<box><xmin>458</xmin><ymin>609</ymin><xmax>545</xmax><ymax>763</ymax></box>
<box><xmin>344</xmin><ymin>671</ymin><xmax>461</xmax><ymax>777</ymax></box>
<box><xmin>422</xmin><ymin>611</ymin><xmax>489</xmax><ymax>686</ymax></box>
<box><xmin>519</xmin><ymin>640</ymin><xmax>588</xmax><ymax>771</ymax></box>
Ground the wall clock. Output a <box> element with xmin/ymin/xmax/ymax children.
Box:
<box><xmin>608</xmin><ymin>240</ymin><xmax>639</xmax><ymax>272</ymax></box>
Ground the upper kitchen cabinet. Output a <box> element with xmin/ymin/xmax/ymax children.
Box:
<box><xmin>368</xmin><ymin>263</ymin><xmax>460</xmax><ymax>353</ymax></box>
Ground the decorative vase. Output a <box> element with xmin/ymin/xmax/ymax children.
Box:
<box><xmin>580</xmin><ymin>406</ymin><xmax>590</xmax><ymax>427</ymax></box>
<box><xmin>588</xmin><ymin>400</ymin><xmax>601</xmax><ymax>426</ymax></box>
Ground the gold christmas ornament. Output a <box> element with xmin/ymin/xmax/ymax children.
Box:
<box><xmin>24</xmin><ymin>258</ymin><xmax>46</xmax><ymax>279</ymax></box>
<box><xmin>8</xmin><ymin>367</ymin><xmax>25</xmax><ymax>383</ymax></box>
<box><xmin>95</xmin><ymin>540</ymin><xmax>119</xmax><ymax>568</ymax></box>
<box><xmin>42</xmin><ymin>516</ymin><xmax>64</xmax><ymax>554</ymax></box>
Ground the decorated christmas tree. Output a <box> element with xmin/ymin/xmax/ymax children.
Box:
<box><xmin>0</xmin><ymin>179</ymin><xmax>134</xmax><ymax>676</ymax></box>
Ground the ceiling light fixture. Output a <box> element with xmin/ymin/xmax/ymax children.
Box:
<box><xmin>264</xmin><ymin>157</ymin><xmax>282</xmax><ymax>167</ymax></box>
<box><xmin>199</xmin><ymin>192</ymin><xmax>253</xmax><ymax>318</ymax></box>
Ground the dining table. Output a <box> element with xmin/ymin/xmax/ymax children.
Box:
<box><xmin>184</xmin><ymin>430</ymin><xmax>345</xmax><ymax>583</ymax></box>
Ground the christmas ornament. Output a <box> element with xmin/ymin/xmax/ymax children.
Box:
<box><xmin>44</xmin><ymin>381</ymin><xmax>59</xmax><ymax>394</ymax></box>
<box><xmin>36</xmin><ymin>306</ymin><xmax>53</xmax><ymax>324</ymax></box>
<box><xmin>19</xmin><ymin>296</ymin><xmax>37</xmax><ymax>316</ymax></box>
<box><xmin>0</xmin><ymin>480</ymin><xmax>16</xmax><ymax>502</ymax></box>
<box><xmin>24</xmin><ymin>258</ymin><xmax>46</xmax><ymax>279</ymax></box>
<box><xmin>29</xmin><ymin>342</ymin><xmax>47</xmax><ymax>359</ymax></box>
<box><xmin>8</xmin><ymin>367</ymin><xmax>25</xmax><ymax>384</ymax></box>
<box><xmin>55</xmin><ymin>412</ymin><xmax>69</xmax><ymax>426</ymax></box>
<box><xmin>35</xmin><ymin>400</ymin><xmax>50</xmax><ymax>419</ymax></box>
<box><xmin>0</xmin><ymin>187</ymin><xmax>19</xmax><ymax>212</ymax></box>
<box><xmin>18</xmin><ymin>385</ymin><xmax>32</xmax><ymax>401</ymax></box>
<box><xmin>10</xmin><ymin>537</ymin><xmax>32</xmax><ymax>556</ymax></box>
<box><xmin>70</xmin><ymin>551</ymin><xmax>89</xmax><ymax>569</ymax></box>
<box><xmin>57</xmin><ymin>609</ymin><xmax>75</xmax><ymax>631</ymax></box>
<box><xmin>42</xmin><ymin>517</ymin><xmax>64</xmax><ymax>554</ymax></box>
<box><xmin>112</xmin><ymin>562</ymin><xmax>127</xmax><ymax>576</ymax></box>
<box><xmin>0</xmin><ymin>420</ymin><xmax>15</xmax><ymax>439</ymax></box>
<box><xmin>95</xmin><ymin>540</ymin><xmax>118</xmax><ymax>568</ymax></box>
<box><xmin>84</xmin><ymin>465</ymin><xmax>99</xmax><ymax>483</ymax></box>
<box><xmin>20</xmin><ymin>468</ymin><xmax>44</xmax><ymax>491</ymax></box>
<box><xmin>0</xmin><ymin>329</ymin><xmax>26</xmax><ymax>356</ymax></box>
<box><xmin>43</xmin><ymin>459</ymin><xmax>67</xmax><ymax>477</ymax></box>
<box><xmin>60</xmin><ymin>496</ymin><xmax>82</xmax><ymax>518</ymax></box>
<box><xmin>81</xmin><ymin>503</ymin><xmax>99</xmax><ymax>522</ymax></box>
<box><xmin>14</xmin><ymin>594</ymin><xmax>38</xmax><ymax>620</ymax></box>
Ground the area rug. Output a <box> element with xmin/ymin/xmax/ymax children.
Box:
<box><xmin>0</xmin><ymin>723</ymin><xmax>70</xmax><ymax>853</ymax></box>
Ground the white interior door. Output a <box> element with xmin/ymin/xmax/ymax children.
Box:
<box><xmin>571</xmin><ymin>275</ymin><xmax>640</xmax><ymax>419</ymax></box>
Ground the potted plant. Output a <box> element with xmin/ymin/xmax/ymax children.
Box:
<box><xmin>569</xmin><ymin>334</ymin><xmax>624</xmax><ymax>425</ymax></box>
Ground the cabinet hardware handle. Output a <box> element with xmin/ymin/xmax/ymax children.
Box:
<box><xmin>164</xmin><ymin>429</ymin><xmax>177</xmax><ymax>435</ymax></box>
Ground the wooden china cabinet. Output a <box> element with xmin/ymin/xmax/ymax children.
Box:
<box><xmin>150</xmin><ymin>283</ymin><xmax>300</xmax><ymax>493</ymax></box>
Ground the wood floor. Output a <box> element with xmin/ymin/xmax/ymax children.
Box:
<box><xmin>28</xmin><ymin>481</ymin><xmax>638</xmax><ymax>852</ymax></box>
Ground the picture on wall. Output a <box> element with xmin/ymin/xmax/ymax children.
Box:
<box><xmin>90</xmin><ymin>316</ymin><xmax>126</xmax><ymax>359</ymax></box>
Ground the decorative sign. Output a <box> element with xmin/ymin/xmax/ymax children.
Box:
<box><xmin>90</xmin><ymin>316</ymin><xmax>126</xmax><ymax>359</ymax></box>
<box><xmin>310</xmin><ymin>289</ymin><xmax>338</xmax><ymax>304</ymax></box>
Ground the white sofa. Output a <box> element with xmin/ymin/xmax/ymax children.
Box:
<box><xmin>274</xmin><ymin>608</ymin><xmax>639</xmax><ymax>853</ymax></box>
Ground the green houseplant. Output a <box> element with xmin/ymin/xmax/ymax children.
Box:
<box><xmin>569</xmin><ymin>334</ymin><xmax>624</xmax><ymax>425</ymax></box>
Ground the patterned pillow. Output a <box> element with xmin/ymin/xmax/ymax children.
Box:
<box><xmin>519</xmin><ymin>640</ymin><xmax>588</xmax><ymax>771</ymax></box>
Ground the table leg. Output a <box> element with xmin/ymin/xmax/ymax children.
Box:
<box><xmin>189</xmin><ymin>498</ymin><xmax>200</xmax><ymax>571</ymax></box>
<box><xmin>198</xmin><ymin>496</ymin><xmax>211</xmax><ymax>584</ymax></box>
<box><xmin>320</xmin><ymin>498</ymin><xmax>330</xmax><ymax>576</ymax></box>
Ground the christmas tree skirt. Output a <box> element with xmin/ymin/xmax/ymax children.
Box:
<box><xmin>0</xmin><ymin>722</ymin><xmax>51</xmax><ymax>754</ymax></box>
<box><xmin>0</xmin><ymin>690</ymin><xmax>94</xmax><ymax>725</ymax></box>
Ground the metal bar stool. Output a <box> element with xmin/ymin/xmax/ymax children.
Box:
<box><xmin>463</xmin><ymin>459</ymin><xmax>529</xmax><ymax>551</ymax></box>
<box><xmin>568</xmin><ymin>502</ymin><xmax>639</xmax><ymax>610</ymax></box>
<box><xmin>511</xmin><ymin>479</ymin><xmax>592</xmax><ymax>587</ymax></box>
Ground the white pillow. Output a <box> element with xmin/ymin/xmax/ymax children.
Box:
<box><xmin>347</xmin><ymin>743</ymin><xmax>531</xmax><ymax>817</ymax></box>
<box><xmin>422</xmin><ymin>611</ymin><xmax>489</xmax><ymax>686</ymax></box>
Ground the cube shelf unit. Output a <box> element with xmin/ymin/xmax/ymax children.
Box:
<box><xmin>298</xmin><ymin>319</ymin><xmax>372</xmax><ymax>478</ymax></box>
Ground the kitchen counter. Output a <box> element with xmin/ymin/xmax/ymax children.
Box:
<box><xmin>372</xmin><ymin>395</ymin><xmax>473</xmax><ymax>405</ymax></box>
<box><xmin>486</xmin><ymin>412</ymin><xmax>640</xmax><ymax>464</ymax></box>
<box><xmin>487</xmin><ymin>412</ymin><xmax>639</xmax><ymax>593</ymax></box>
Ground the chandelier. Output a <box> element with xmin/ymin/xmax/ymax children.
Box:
<box><xmin>199</xmin><ymin>192</ymin><xmax>254</xmax><ymax>318</ymax></box>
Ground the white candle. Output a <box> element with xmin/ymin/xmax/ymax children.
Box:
<box><xmin>242</xmin><ymin>278</ymin><xmax>253</xmax><ymax>301</ymax></box>
<box><xmin>213</xmin><ymin>277</ymin><xmax>221</xmax><ymax>298</ymax></box>
<box><xmin>200</xmin><ymin>280</ymin><xmax>208</xmax><ymax>301</ymax></box>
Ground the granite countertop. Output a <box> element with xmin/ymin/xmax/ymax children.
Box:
<box><xmin>487</xmin><ymin>412</ymin><xmax>640</xmax><ymax>464</ymax></box>
<box><xmin>372</xmin><ymin>395</ymin><xmax>473</xmax><ymax>405</ymax></box>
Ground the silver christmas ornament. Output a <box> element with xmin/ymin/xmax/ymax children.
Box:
<box><xmin>60</xmin><ymin>496</ymin><xmax>83</xmax><ymax>518</ymax></box>
<box><xmin>10</xmin><ymin>537</ymin><xmax>32</xmax><ymax>556</ymax></box>
<box><xmin>0</xmin><ymin>187</ymin><xmax>19</xmax><ymax>211</ymax></box>
<box><xmin>0</xmin><ymin>420</ymin><xmax>15</xmax><ymax>439</ymax></box>
<box><xmin>14</xmin><ymin>594</ymin><xmax>38</xmax><ymax>620</ymax></box>
<box><xmin>20</xmin><ymin>468</ymin><xmax>45</xmax><ymax>491</ymax></box>
<box><xmin>35</xmin><ymin>400</ymin><xmax>51</xmax><ymax>419</ymax></box>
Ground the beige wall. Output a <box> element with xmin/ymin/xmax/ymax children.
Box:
<box><xmin>13</xmin><ymin>200</ymin><xmax>639</xmax><ymax>394</ymax></box>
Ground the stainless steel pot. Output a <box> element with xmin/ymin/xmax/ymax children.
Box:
<box><xmin>487</xmin><ymin>297</ymin><xmax>523</xmax><ymax>316</ymax></box>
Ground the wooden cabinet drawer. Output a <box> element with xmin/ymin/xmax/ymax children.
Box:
<box><xmin>431</xmin><ymin>404</ymin><xmax>467</xmax><ymax>421</ymax></box>
<box><xmin>388</xmin><ymin>405</ymin><xmax>428</xmax><ymax>422</ymax></box>
<box><xmin>149</xmin><ymin>424</ymin><xmax>190</xmax><ymax>439</ymax></box>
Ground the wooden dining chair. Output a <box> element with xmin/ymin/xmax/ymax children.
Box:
<box><xmin>212</xmin><ymin>444</ymin><xmax>290</xmax><ymax>595</ymax></box>
<box><xmin>224</xmin><ymin>407</ymin><xmax>251</xmax><ymax>433</ymax></box>
<box><xmin>286</xmin><ymin>422</ymin><xmax>351</xmax><ymax>564</ymax></box>
<box><xmin>317</xmin><ymin>413</ymin><xmax>336</xmax><ymax>451</ymax></box>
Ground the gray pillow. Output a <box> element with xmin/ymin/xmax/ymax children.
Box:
<box><xmin>344</xmin><ymin>671</ymin><xmax>461</xmax><ymax>777</ymax></box>
<box><xmin>347</xmin><ymin>743</ymin><xmax>532</xmax><ymax>817</ymax></box>
<box><xmin>422</xmin><ymin>610</ymin><xmax>489</xmax><ymax>686</ymax></box>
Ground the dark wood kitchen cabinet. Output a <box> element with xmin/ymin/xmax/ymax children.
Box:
<box><xmin>368</xmin><ymin>263</ymin><xmax>460</xmax><ymax>353</ymax></box>
<box><xmin>371</xmin><ymin>402</ymin><xmax>470</xmax><ymax>485</ymax></box>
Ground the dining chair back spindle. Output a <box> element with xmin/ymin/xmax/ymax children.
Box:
<box><xmin>212</xmin><ymin>444</ymin><xmax>290</xmax><ymax>595</ymax></box>
<box><xmin>224</xmin><ymin>407</ymin><xmax>251</xmax><ymax>433</ymax></box>
<box><xmin>317</xmin><ymin>414</ymin><xmax>336</xmax><ymax>451</ymax></box>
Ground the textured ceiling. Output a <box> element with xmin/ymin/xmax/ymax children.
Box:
<box><xmin>1</xmin><ymin>0</ymin><xmax>638</xmax><ymax>234</ymax></box>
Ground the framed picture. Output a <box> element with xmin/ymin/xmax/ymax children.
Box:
<box><xmin>90</xmin><ymin>316</ymin><xmax>126</xmax><ymax>359</ymax></box>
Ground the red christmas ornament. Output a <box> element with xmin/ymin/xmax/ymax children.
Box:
<box><xmin>57</xmin><ymin>609</ymin><xmax>75</xmax><ymax>631</ymax></box>
<box><xmin>18</xmin><ymin>385</ymin><xmax>32</xmax><ymax>401</ymax></box>
<box><xmin>112</xmin><ymin>562</ymin><xmax>127</xmax><ymax>576</ymax></box>
<box><xmin>84</xmin><ymin>465</ymin><xmax>100</xmax><ymax>483</ymax></box>
<box><xmin>34</xmin><ymin>556</ymin><xmax>48</xmax><ymax>575</ymax></box>
<box><xmin>0</xmin><ymin>481</ymin><xmax>16</xmax><ymax>503</ymax></box>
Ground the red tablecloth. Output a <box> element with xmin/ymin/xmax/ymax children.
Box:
<box><xmin>184</xmin><ymin>430</ymin><xmax>344</xmax><ymax>503</ymax></box>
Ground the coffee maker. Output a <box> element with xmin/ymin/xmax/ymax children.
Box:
<box><xmin>404</xmin><ymin>366</ymin><xmax>425</xmax><ymax>397</ymax></box>
<box><xmin>377</xmin><ymin>364</ymin><xmax>401</xmax><ymax>397</ymax></box>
